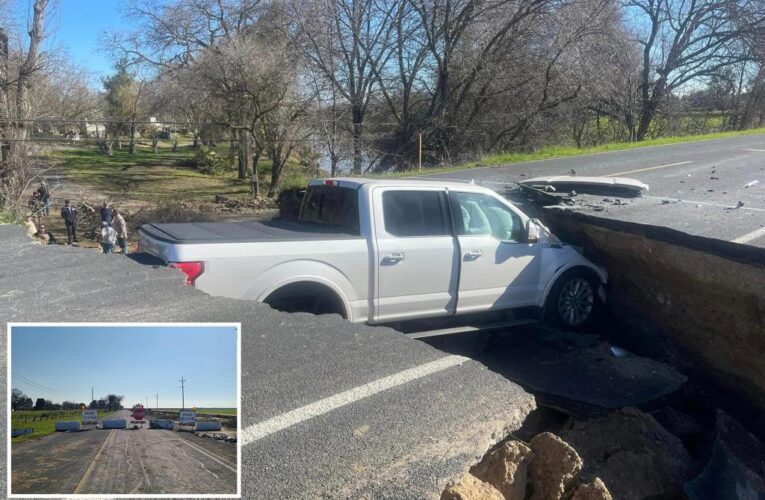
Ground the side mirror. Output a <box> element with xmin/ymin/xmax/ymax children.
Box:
<box><xmin>527</xmin><ymin>221</ymin><xmax>539</xmax><ymax>243</ymax></box>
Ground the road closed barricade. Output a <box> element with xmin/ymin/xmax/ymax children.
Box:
<box><xmin>195</xmin><ymin>421</ymin><xmax>222</xmax><ymax>432</ymax></box>
<box><xmin>149</xmin><ymin>419</ymin><xmax>174</xmax><ymax>430</ymax></box>
<box><xmin>102</xmin><ymin>419</ymin><xmax>127</xmax><ymax>429</ymax></box>
<box><xmin>55</xmin><ymin>421</ymin><xmax>80</xmax><ymax>431</ymax></box>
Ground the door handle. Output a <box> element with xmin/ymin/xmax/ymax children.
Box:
<box><xmin>382</xmin><ymin>252</ymin><xmax>405</xmax><ymax>264</ymax></box>
<box><xmin>464</xmin><ymin>249</ymin><xmax>483</xmax><ymax>260</ymax></box>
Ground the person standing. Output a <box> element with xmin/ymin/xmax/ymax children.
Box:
<box><xmin>99</xmin><ymin>221</ymin><xmax>117</xmax><ymax>254</ymax></box>
<box><xmin>60</xmin><ymin>199</ymin><xmax>79</xmax><ymax>244</ymax></box>
<box><xmin>100</xmin><ymin>201</ymin><xmax>113</xmax><ymax>224</ymax></box>
<box><xmin>38</xmin><ymin>182</ymin><xmax>51</xmax><ymax>216</ymax></box>
<box><xmin>111</xmin><ymin>208</ymin><xmax>128</xmax><ymax>254</ymax></box>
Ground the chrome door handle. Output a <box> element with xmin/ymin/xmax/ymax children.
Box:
<box><xmin>382</xmin><ymin>252</ymin><xmax>405</xmax><ymax>264</ymax></box>
<box><xmin>464</xmin><ymin>249</ymin><xmax>483</xmax><ymax>260</ymax></box>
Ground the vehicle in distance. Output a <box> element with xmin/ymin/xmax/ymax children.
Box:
<box><xmin>138</xmin><ymin>178</ymin><xmax>607</xmax><ymax>328</ymax></box>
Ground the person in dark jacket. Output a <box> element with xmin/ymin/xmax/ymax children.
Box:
<box><xmin>100</xmin><ymin>201</ymin><xmax>113</xmax><ymax>224</ymax></box>
<box><xmin>60</xmin><ymin>199</ymin><xmax>79</xmax><ymax>244</ymax></box>
<box><xmin>38</xmin><ymin>182</ymin><xmax>51</xmax><ymax>216</ymax></box>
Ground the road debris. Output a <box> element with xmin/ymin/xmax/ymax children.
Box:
<box><xmin>520</xmin><ymin>176</ymin><xmax>648</xmax><ymax>197</ymax></box>
<box><xmin>559</xmin><ymin>408</ymin><xmax>697</xmax><ymax>500</ymax></box>
<box><xmin>442</xmin><ymin>473</ymin><xmax>503</xmax><ymax>500</ymax></box>
<box><xmin>528</xmin><ymin>433</ymin><xmax>583</xmax><ymax>500</ymax></box>
<box><xmin>609</xmin><ymin>346</ymin><xmax>630</xmax><ymax>357</ymax></box>
<box><xmin>684</xmin><ymin>411</ymin><xmax>765</xmax><ymax>500</ymax></box>
<box><xmin>472</xmin><ymin>440</ymin><xmax>532</xmax><ymax>500</ymax></box>
<box><xmin>743</xmin><ymin>180</ymin><xmax>760</xmax><ymax>188</ymax></box>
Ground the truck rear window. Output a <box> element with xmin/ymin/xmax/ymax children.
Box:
<box><xmin>299</xmin><ymin>185</ymin><xmax>360</xmax><ymax>234</ymax></box>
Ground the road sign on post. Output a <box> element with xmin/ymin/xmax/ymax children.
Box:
<box><xmin>82</xmin><ymin>409</ymin><xmax>98</xmax><ymax>424</ymax></box>
<box><xmin>132</xmin><ymin>405</ymin><xmax>145</xmax><ymax>422</ymax></box>
<box><xmin>179</xmin><ymin>410</ymin><xmax>196</xmax><ymax>426</ymax></box>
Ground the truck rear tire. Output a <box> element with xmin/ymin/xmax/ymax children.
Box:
<box><xmin>264</xmin><ymin>282</ymin><xmax>347</xmax><ymax>319</ymax></box>
<box><xmin>544</xmin><ymin>268</ymin><xmax>600</xmax><ymax>330</ymax></box>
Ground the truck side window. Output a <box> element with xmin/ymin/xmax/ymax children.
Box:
<box><xmin>299</xmin><ymin>185</ymin><xmax>360</xmax><ymax>234</ymax></box>
<box><xmin>456</xmin><ymin>192</ymin><xmax>524</xmax><ymax>242</ymax></box>
<box><xmin>383</xmin><ymin>191</ymin><xmax>450</xmax><ymax>237</ymax></box>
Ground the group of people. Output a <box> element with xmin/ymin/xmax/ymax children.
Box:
<box><xmin>60</xmin><ymin>200</ymin><xmax>128</xmax><ymax>254</ymax></box>
<box><xmin>96</xmin><ymin>202</ymin><xmax>128</xmax><ymax>254</ymax></box>
<box><xmin>28</xmin><ymin>183</ymin><xmax>129</xmax><ymax>254</ymax></box>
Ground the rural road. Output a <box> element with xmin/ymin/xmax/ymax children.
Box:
<box><xmin>11</xmin><ymin>409</ymin><xmax>237</xmax><ymax>495</ymax></box>
<box><xmin>1</xmin><ymin>225</ymin><xmax>535</xmax><ymax>498</ymax></box>
<box><xmin>420</xmin><ymin>133</ymin><xmax>765</xmax><ymax>247</ymax></box>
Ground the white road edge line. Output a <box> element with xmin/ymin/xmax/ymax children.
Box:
<box><xmin>605</xmin><ymin>160</ymin><xmax>693</xmax><ymax>177</ymax></box>
<box><xmin>161</xmin><ymin>429</ymin><xmax>237</xmax><ymax>473</ymax></box>
<box><xmin>241</xmin><ymin>354</ymin><xmax>471</xmax><ymax>446</ymax></box>
<box><xmin>732</xmin><ymin>227</ymin><xmax>765</xmax><ymax>244</ymax></box>
<box><xmin>743</xmin><ymin>149</ymin><xmax>765</xmax><ymax>152</ymax></box>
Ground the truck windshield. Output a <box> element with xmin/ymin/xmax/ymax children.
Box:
<box><xmin>299</xmin><ymin>185</ymin><xmax>360</xmax><ymax>234</ymax></box>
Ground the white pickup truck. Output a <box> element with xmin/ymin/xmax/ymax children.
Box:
<box><xmin>139</xmin><ymin>178</ymin><xmax>607</xmax><ymax>329</ymax></box>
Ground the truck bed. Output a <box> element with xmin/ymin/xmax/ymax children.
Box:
<box><xmin>140</xmin><ymin>219</ymin><xmax>361</xmax><ymax>244</ymax></box>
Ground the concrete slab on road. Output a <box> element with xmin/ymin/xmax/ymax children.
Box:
<box><xmin>419</xmin><ymin>133</ymin><xmax>765</xmax><ymax>247</ymax></box>
<box><xmin>1</xmin><ymin>225</ymin><xmax>536</xmax><ymax>498</ymax></box>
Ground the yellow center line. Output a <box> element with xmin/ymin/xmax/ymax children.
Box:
<box><xmin>73</xmin><ymin>429</ymin><xmax>114</xmax><ymax>494</ymax></box>
<box><xmin>605</xmin><ymin>161</ymin><xmax>693</xmax><ymax>177</ymax></box>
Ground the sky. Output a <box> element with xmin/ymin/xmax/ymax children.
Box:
<box><xmin>11</xmin><ymin>325</ymin><xmax>239</xmax><ymax>409</ymax></box>
<box><xmin>8</xmin><ymin>0</ymin><xmax>127</xmax><ymax>83</ymax></box>
<box><xmin>52</xmin><ymin>0</ymin><xmax>123</xmax><ymax>79</ymax></box>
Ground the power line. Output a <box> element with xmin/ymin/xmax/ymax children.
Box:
<box><xmin>12</xmin><ymin>372</ymin><xmax>58</xmax><ymax>393</ymax></box>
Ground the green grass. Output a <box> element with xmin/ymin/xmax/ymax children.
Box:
<box><xmin>48</xmin><ymin>145</ymin><xmax>260</xmax><ymax>202</ymax></box>
<box><xmin>372</xmin><ymin>125</ymin><xmax>765</xmax><ymax>178</ymax></box>
<box><xmin>0</xmin><ymin>209</ymin><xmax>23</xmax><ymax>224</ymax></box>
<box><xmin>11</xmin><ymin>410</ymin><xmax>116</xmax><ymax>443</ymax></box>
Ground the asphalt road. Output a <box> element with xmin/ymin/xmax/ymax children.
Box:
<box><xmin>420</xmin><ymin>133</ymin><xmax>765</xmax><ymax>247</ymax></box>
<box><xmin>0</xmin><ymin>225</ymin><xmax>535</xmax><ymax>498</ymax></box>
<box><xmin>11</xmin><ymin>410</ymin><xmax>237</xmax><ymax>495</ymax></box>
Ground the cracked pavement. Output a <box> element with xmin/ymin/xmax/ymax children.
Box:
<box><xmin>1</xmin><ymin>224</ymin><xmax>535</xmax><ymax>498</ymax></box>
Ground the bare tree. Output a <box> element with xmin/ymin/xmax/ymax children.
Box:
<box><xmin>294</xmin><ymin>0</ymin><xmax>399</xmax><ymax>174</ymax></box>
<box><xmin>625</xmin><ymin>0</ymin><xmax>765</xmax><ymax>140</ymax></box>
<box><xmin>0</xmin><ymin>0</ymin><xmax>51</xmax><ymax>211</ymax></box>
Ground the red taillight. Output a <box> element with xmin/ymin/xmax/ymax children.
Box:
<box><xmin>169</xmin><ymin>261</ymin><xmax>204</xmax><ymax>286</ymax></box>
<box><xmin>324</xmin><ymin>179</ymin><xmax>337</xmax><ymax>186</ymax></box>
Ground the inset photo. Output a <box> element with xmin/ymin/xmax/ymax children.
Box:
<box><xmin>7</xmin><ymin>323</ymin><xmax>240</xmax><ymax>498</ymax></box>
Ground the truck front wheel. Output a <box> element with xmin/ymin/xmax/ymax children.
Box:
<box><xmin>544</xmin><ymin>268</ymin><xmax>600</xmax><ymax>329</ymax></box>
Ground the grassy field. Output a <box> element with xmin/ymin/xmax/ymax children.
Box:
<box><xmin>48</xmin><ymin>144</ymin><xmax>256</xmax><ymax>203</ymax></box>
<box><xmin>11</xmin><ymin>409</ymin><xmax>116</xmax><ymax>443</ymax></box>
<box><xmin>46</xmin><ymin>141</ymin><xmax>315</xmax><ymax>202</ymax></box>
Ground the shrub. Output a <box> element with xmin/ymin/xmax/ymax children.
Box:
<box><xmin>179</xmin><ymin>146</ymin><xmax>235</xmax><ymax>175</ymax></box>
<box><xmin>129</xmin><ymin>202</ymin><xmax>215</xmax><ymax>234</ymax></box>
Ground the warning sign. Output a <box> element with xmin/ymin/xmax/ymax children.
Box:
<box><xmin>179</xmin><ymin>410</ymin><xmax>196</xmax><ymax>425</ymax></box>
<box><xmin>82</xmin><ymin>409</ymin><xmax>98</xmax><ymax>424</ymax></box>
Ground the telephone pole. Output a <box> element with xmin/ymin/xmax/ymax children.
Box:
<box><xmin>91</xmin><ymin>387</ymin><xmax>94</xmax><ymax>403</ymax></box>
<box><xmin>155</xmin><ymin>393</ymin><xmax>159</xmax><ymax>410</ymax></box>
<box><xmin>180</xmin><ymin>377</ymin><xmax>186</xmax><ymax>409</ymax></box>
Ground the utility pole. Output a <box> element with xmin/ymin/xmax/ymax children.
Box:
<box><xmin>91</xmin><ymin>387</ymin><xmax>94</xmax><ymax>404</ymax></box>
<box><xmin>418</xmin><ymin>132</ymin><xmax>423</xmax><ymax>172</ymax></box>
<box><xmin>156</xmin><ymin>393</ymin><xmax>159</xmax><ymax>411</ymax></box>
<box><xmin>180</xmin><ymin>377</ymin><xmax>186</xmax><ymax>410</ymax></box>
